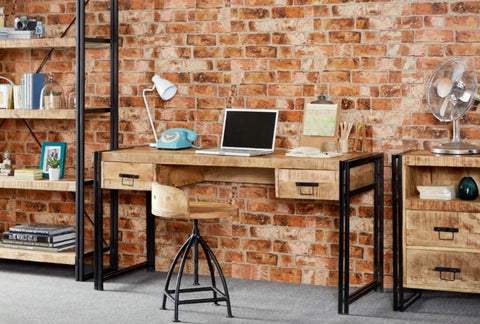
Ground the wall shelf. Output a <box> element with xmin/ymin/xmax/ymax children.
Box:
<box><xmin>0</xmin><ymin>175</ymin><xmax>79</xmax><ymax>191</ymax></box>
<box><xmin>0</xmin><ymin>0</ymin><xmax>118</xmax><ymax>281</ymax></box>
<box><xmin>0</xmin><ymin>245</ymin><xmax>76</xmax><ymax>265</ymax></box>
<box><xmin>0</xmin><ymin>109</ymin><xmax>76</xmax><ymax>120</ymax></box>
<box><xmin>0</xmin><ymin>37</ymin><xmax>76</xmax><ymax>49</ymax></box>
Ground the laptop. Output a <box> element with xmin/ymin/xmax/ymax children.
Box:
<box><xmin>196</xmin><ymin>109</ymin><xmax>278</xmax><ymax>157</ymax></box>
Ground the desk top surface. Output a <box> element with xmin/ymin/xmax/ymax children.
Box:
<box><xmin>100</xmin><ymin>147</ymin><xmax>382</xmax><ymax>170</ymax></box>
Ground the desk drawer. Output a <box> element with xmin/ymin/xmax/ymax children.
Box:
<box><xmin>275</xmin><ymin>169</ymin><xmax>338</xmax><ymax>200</ymax></box>
<box><xmin>405</xmin><ymin>249</ymin><xmax>480</xmax><ymax>293</ymax></box>
<box><xmin>102</xmin><ymin>162</ymin><xmax>154</xmax><ymax>191</ymax></box>
<box><xmin>406</xmin><ymin>210</ymin><xmax>480</xmax><ymax>249</ymax></box>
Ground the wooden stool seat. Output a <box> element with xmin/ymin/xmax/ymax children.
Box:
<box><xmin>151</xmin><ymin>182</ymin><xmax>237</xmax><ymax>322</ymax></box>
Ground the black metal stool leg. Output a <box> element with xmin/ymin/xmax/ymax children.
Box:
<box><xmin>193</xmin><ymin>220</ymin><xmax>200</xmax><ymax>286</ymax></box>
<box><xmin>199</xmin><ymin>234</ymin><xmax>219</xmax><ymax>304</ymax></box>
<box><xmin>162</xmin><ymin>234</ymin><xmax>194</xmax><ymax>310</ymax></box>
<box><xmin>172</xmin><ymin>238</ymin><xmax>194</xmax><ymax>322</ymax></box>
<box><xmin>198</xmin><ymin>235</ymin><xmax>233</xmax><ymax>318</ymax></box>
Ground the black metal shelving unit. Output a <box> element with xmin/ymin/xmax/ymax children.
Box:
<box><xmin>75</xmin><ymin>0</ymin><xmax>118</xmax><ymax>281</ymax></box>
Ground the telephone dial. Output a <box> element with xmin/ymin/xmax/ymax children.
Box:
<box><xmin>156</xmin><ymin>128</ymin><xmax>198</xmax><ymax>149</ymax></box>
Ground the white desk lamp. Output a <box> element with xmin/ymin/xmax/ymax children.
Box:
<box><xmin>142</xmin><ymin>75</ymin><xmax>177</xmax><ymax>147</ymax></box>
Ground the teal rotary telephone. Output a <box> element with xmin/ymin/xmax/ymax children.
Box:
<box><xmin>156</xmin><ymin>128</ymin><xmax>197</xmax><ymax>149</ymax></box>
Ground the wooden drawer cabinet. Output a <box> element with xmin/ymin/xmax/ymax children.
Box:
<box><xmin>102</xmin><ymin>162</ymin><xmax>155</xmax><ymax>190</ymax></box>
<box><xmin>393</xmin><ymin>151</ymin><xmax>480</xmax><ymax>310</ymax></box>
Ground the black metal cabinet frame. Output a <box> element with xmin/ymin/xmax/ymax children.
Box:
<box><xmin>75</xmin><ymin>0</ymin><xmax>119</xmax><ymax>281</ymax></box>
<box><xmin>391</xmin><ymin>152</ymin><xmax>422</xmax><ymax>311</ymax></box>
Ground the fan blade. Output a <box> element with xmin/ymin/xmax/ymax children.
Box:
<box><xmin>459</xmin><ymin>91</ymin><xmax>471</xmax><ymax>102</ymax></box>
<box><xmin>436</xmin><ymin>77</ymin><xmax>453</xmax><ymax>97</ymax></box>
<box><xmin>452</xmin><ymin>62</ymin><xmax>465</xmax><ymax>82</ymax></box>
<box><xmin>439</xmin><ymin>96</ymin><xmax>450</xmax><ymax>117</ymax></box>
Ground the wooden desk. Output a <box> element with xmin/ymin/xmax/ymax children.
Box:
<box><xmin>93</xmin><ymin>147</ymin><xmax>384</xmax><ymax>314</ymax></box>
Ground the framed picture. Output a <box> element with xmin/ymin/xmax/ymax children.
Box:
<box><xmin>0</xmin><ymin>84</ymin><xmax>10</xmax><ymax>109</ymax></box>
<box><xmin>40</xmin><ymin>142</ymin><xmax>67</xmax><ymax>178</ymax></box>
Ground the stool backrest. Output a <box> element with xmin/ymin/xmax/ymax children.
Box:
<box><xmin>151</xmin><ymin>182</ymin><xmax>189</xmax><ymax>218</ymax></box>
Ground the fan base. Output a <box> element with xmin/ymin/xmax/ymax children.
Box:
<box><xmin>431</xmin><ymin>142</ymin><xmax>480</xmax><ymax>155</ymax></box>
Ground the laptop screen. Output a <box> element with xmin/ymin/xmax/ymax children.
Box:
<box><xmin>221</xmin><ymin>109</ymin><xmax>278</xmax><ymax>150</ymax></box>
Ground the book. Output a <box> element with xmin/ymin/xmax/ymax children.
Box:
<box><xmin>14</xmin><ymin>168</ymin><xmax>43</xmax><ymax>180</ymax></box>
<box><xmin>9</xmin><ymin>223</ymin><xmax>74</xmax><ymax>236</ymax></box>
<box><xmin>13</xmin><ymin>85</ymin><xmax>22</xmax><ymax>109</ymax></box>
<box><xmin>0</xmin><ymin>241</ymin><xmax>75</xmax><ymax>252</ymax></box>
<box><xmin>3</xmin><ymin>230</ymin><xmax>75</xmax><ymax>243</ymax></box>
<box><xmin>417</xmin><ymin>184</ymin><xmax>455</xmax><ymax>200</ymax></box>
<box><xmin>0</xmin><ymin>27</ymin><xmax>35</xmax><ymax>39</ymax></box>
<box><xmin>2</xmin><ymin>238</ymin><xmax>75</xmax><ymax>248</ymax></box>
<box><xmin>21</xmin><ymin>73</ymin><xmax>46</xmax><ymax>109</ymax></box>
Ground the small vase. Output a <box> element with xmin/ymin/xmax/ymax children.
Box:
<box><xmin>457</xmin><ymin>176</ymin><xmax>478</xmax><ymax>200</ymax></box>
<box><xmin>49</xmin><ymin>168</ymin><xmax>60</xmax><ymax>181</ymax></box>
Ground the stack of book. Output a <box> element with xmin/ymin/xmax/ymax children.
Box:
<box><xmin>0</xmin><ymin>27</ymin><xmax>35</xmax><ymax>39</ymax></box>
<box><xmin>14</xmin><ymin>168</ymin><xmax>43</xmax><ymax>180</ymax></box>
<box><xmin>20</xmin><ymin>73</ymin><xmax>46</xmax><ymax>109</ymax></box>
<box><xmin>1</xmin><ymin>223</ymin><xmax>75</xmax><ymax>252</ymax></box>
<box><xmin>417</xmin><ymin>184</ymin><xmax>455</xmax><ymax>200</ymax></box>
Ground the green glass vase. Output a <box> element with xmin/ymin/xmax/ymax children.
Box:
<box><xmin>457</xmin><ymin>176</ymin><xmax>479</xmax><ymax>200</ymax></box>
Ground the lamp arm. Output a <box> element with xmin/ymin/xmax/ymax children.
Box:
<box><xmin>143</xmin><ymin>85</ymin><xmax>158</xmax><ymax>143</ymax></box>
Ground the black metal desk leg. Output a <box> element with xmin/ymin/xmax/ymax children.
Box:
<box><xmin>94</xmin><ymin>151</ymin><xmax>104</xmax><ymax>291</ymax></box>
<box><xmin>374</xmin><ymin>156</ymin><xmax>384</xmax><ymax>292</ymax></box>
<box><xmin>146</xmin><ymin>191</ymin><xmax>155</xmax><ymax>271</ymax></box>
<box><xmin>338</xmin><ymin>160</ymin><xmax>350</xmax><ymax>314</ymax></box>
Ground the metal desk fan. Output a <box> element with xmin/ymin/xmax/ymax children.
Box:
<box><xmin>427</xmin><ymin>57</ymin><xmax>480</xmax><ymax>154</ymax></box>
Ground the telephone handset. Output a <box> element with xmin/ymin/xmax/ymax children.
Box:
<box><xmin>156</xmin><ymin>128</ymin><xmax>198</xmax><ymax>150</ymax></box>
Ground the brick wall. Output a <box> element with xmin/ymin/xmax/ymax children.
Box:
<box><xmin>1</xmin><ymin>0</ymin><xmax>480</xmax><ymax>288</ymax></box>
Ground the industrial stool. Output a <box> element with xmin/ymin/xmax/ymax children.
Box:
<box><xmin>151</xmin><ymin>182</ymin><xmax>238</xmax><ymax>322</ymax></box>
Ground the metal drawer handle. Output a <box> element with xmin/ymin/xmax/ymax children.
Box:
<box><xmin>295</xmin><ymin>182</ymin><xmax>319</xmax><ymax>196</ymax></box>
<box><xmin>433</xmin><ymin>227</ymin><xmax>459</xmax><ymax>240</ymax></box>
<box><xmin>434</xmin><ymin>266</ymin><xmax>460</xmax><ymax>281</ymax></box>
<box><xmin>119</xmin><ymin>173</ymin><xmax>139</xmax><ymax>186</ymax></box>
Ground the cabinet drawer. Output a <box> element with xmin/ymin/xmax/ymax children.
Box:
<box><xmin>405</xmin><ymin>210</ymin><xmax>480</xmax><ymax>249</ymax></box>
<box><xmin>275</xmin><ymin>169</ymin><xmax>338</xmax><ymax>200</ymax></box>
<box><xmin>102</xmin><ymin>162</ymin><xmax>154</xmax><ymax>191</ymax></box>
<box><xmin>405</xmin><ymin>249</ymin><xmax>480</xmax><ymax>293</ymax></box>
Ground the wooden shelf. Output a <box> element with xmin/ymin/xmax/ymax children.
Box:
<box><xmin>0</xmin><ymin>109</ymin><xmax>76</xmax><ymax>120</ymax></box>
<box><xmin>0</xmin><ymin>37</ymin><xmax>76</xmax><ymax>49</ymax></box>
<box><xmin>0</xmin><ymin>175</ymin><xmax>77</xmax><ymax>191</ymax></box>
<box><xmin>405</xmin><ymin>197</ymin><xmax>480</xmax><ymax>212</ymax></box>
<box><xmin>0</xmin><ymin>245</ymin><xmax>76</xmax><ymax>265</ymax></box>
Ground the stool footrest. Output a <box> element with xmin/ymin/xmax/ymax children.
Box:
<box><xmin>164</xmin><ymin>286</ymin><xmax>228</xmax><ymax>306</ymax></box>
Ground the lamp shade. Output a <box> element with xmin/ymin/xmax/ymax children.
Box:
<box><xmin>152</xmin><ymin>75</ymin><xmax>177</xmax><ymax>100</ymax></box>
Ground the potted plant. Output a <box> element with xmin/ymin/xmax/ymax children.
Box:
<box><xmin>47</xmin><ymin>157</ymin><xmax>61</xmax><ymax>181</ymax></box>
<box><xmin>43</xmin><ymin>90</ymin><xmax>64</xmax><ymax>109</ymax></box>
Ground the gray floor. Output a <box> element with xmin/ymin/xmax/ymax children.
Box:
<box><xmin>0</xmin><ymin>261</ymin><xmax>479</xmax><ymax>323</ymax></box>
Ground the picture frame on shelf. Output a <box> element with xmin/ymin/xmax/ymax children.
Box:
<box><xmin>39</xmin><ymin>142</ymin><xmax>67</xmax><ymax>178</ymax></box>
<box><xmin>0</xmin><ymin>84</ymin><xmax>10</xmax><ymax>109</ymax></box>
